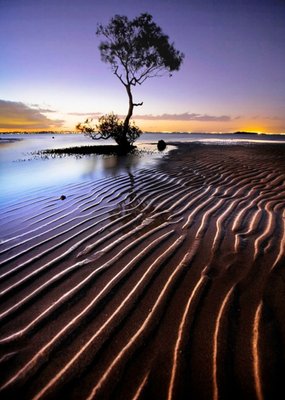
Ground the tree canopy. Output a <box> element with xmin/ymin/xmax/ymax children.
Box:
<box><xmin>77</xmin><ymin>13</ymin><xmax>184</xmax><ymax>151</ymax></box>
<box><xmin>97</xmin><ymin>13</ymin><xmax>184</xmax><ymax>87</ymax></box>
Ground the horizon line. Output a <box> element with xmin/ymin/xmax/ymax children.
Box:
<box><xmin>1</xmin><ymin>130</ymin><xmax>285</xmax><ymax>135</ymax></box>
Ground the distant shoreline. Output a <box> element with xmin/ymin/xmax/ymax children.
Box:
<box><xmin>1</xmin><ymin>130</ymin><xmax>285</xmax><ymax>135</ymax></box>
<box><xmin>0</xmin><ymin>137</ymin><xmax>22</xmax><ymax>143</ymax></box>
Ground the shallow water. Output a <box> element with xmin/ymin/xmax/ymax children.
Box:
<box><xmin>0</xmin><ymin>132</ymin><xmax>284</xmax><ymax>204</ymax></box>
<box><xmin>0</xmin><ymin>134</ymin><xmax>165</xmax><ymax>203</ymax></box>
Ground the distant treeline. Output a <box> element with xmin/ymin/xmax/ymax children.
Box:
<box><xmin>0</xmin><ymin>131</ymin><xmax>77</xmax><ymax>134</ymax></box>
<box><xmin>233</xmin><ymin>131</ymin><xmax>265</xmax><ymax>135</ymax></box>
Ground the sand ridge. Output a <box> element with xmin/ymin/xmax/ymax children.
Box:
<box><xmin>0</xmin><ymin>142</ymin><xmax>285</xmax><ymax>399</ymax></box>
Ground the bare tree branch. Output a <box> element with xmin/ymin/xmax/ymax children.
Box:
<box><xmin>113</xmin><ymin>66</ymin><xmax>127</xmax><ymax>86</ymax></box>
<box><xmin>89</xmin><ymin>133</ymin><xmax>113</xmax><ymax>140</ymax></box>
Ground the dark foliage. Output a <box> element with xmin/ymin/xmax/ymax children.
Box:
<box><xmin>40</xmin><ymin>144</ymin><xmax>136</xmax><ymax>157</ymax></box>
<box><xmin>77</xmin><ymin>13</ymin><xmax>184</xmax><ymax>151</ymax></box>
<box><xmin>97</xmin><ymin>13</ymin><xmax>184</xmax><ymax>87</ymax></box>
<box><xmin>76</xmin><ymin>113</ymin><xmax>141</xmax><ymax>149</ymax></box>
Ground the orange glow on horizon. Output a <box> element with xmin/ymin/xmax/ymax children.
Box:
<box><xmin>240</xmin><ymin>125</ymin><xmax>267</xmax><ymax>134</ymax></box>
<box><xmin>0</xmin><ymin>117</ymin><xmax>284</xmax><ymax>134</ymax></box>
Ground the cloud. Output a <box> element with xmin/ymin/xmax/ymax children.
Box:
<box><xmin>68</xmin><ymin>111</ymin><xmax>237</xmax><ymax>122</ymax></box>
<box><xmin>252</xmin><ymin>115</ymin><xmax>284</xmax><ymax>121</ymax></box>
<box><xmin>68</xmin><ymin>112</ymin><xmax>103</xmax><ymax>117</ymax></box>
<box><xmin>0</xmin><ymin>99</ymin><xmax>64</xmax><ymax>130</ymax></box>
<box><xmin>133</xmin><ymin>112</ymin><xmax>235</xmax><ymax>122</ymax></box>
<box><xmin>31</xmin><ymin>106</ymin><xmax>57</xmax><ymax>113</ymax></box>
<box><xmin>265</xmin><ymin>116</ymin><xmax>285</xmax><ymax>121</ymax></box>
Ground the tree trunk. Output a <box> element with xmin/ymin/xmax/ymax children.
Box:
<box><xmin>115</xmin><ymin>84</ymin><xmax>133</xmax><ymax>151</ymax></box>
<box><xmin>123</xmin><ymin>85</ymin><xmax>134</xmax><ymax>136</ymax></box>
<box><xmin>121</xmin><ymin>84</ymin><xmax>142</xmax><ymax>151</ymax></box>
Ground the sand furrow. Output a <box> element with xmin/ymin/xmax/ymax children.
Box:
<box><xmin>131</xmin><ymin>372</ymin><xmax>150</xmax><ymax>400</ymax></box>
<box><xmin>1</xmin><ymin>143</ymin><xmax>285</xmax><ymax>399</ymax></box>
<box><xmin>212</xmin><ymin>287</ymin><xmax>234</xmax><ymax>400</ymax></box>
<box><xmin>167</xmin><ymin>273</ymin><xmax>208</xmax><ymax>400</ymax></box>
<box><xmin>1</xmin><ymin>233</ymin><xmax>183</xmax><ymax>394</ymax></box>
<box><xmin>0</xmin><ymin>212</ymin><xmax>134</xmax><ymax>293</ymax></box>
<box><xmin>252</xmin><ymin>302</ymin><xmax>263</xmax><ymax>400</ymax></box>
<box><xmin>82</xmin><ymin>237</ymin><xmax>189</xmax><ymax>400</ymax></box>
<box><xmin>0</xmin><ymin>220</ymin><xmax>172</xmax><ymax>326</ymax></box>
<box><xmin>270</xmin><ymin>209</ymin><xmax>285</xmax><ymax>271</ymax></box>
<box><xmin>0</xmin><ymin>176</ymin><xmax>131</xmax><ymax>245</ymax></box>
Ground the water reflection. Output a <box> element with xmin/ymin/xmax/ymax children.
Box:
<box><xmin>0</xmin><ymin>137</ymin><xmax>162</xmax><ymax>204</ymax></box>
<box><xmin>81</xmin><ymin>153</ymin><xmax>142</xmax><ymax>180</ymax></box>
<box><xmin>2</xmin><ymin>131</ymin><xmax>284</xmax><ymax>204</ymax></box>
<box><xmin>107</xmin><ymin>168</ymin><xmax>172</xmax><ymax>239</ymax></box>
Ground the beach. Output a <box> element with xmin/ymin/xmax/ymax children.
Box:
<box><xmin>1</xmin><ymin>141</ymin><xmax>285</xmax><ymax>399</ymax></box>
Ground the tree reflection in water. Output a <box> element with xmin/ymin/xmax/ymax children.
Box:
<box><xmin>93</xmin><ymin>155</ymin><xmax>172</xmax><ymax>239</ymax></box>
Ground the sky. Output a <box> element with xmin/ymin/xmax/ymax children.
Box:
<box><xmin>0</xmin><ymin>0</ymin><xmax>285</xmax><ymax>133</ymax></box>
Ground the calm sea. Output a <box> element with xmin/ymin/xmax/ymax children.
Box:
<box><xmin>1</xmin><ymin>132</ymin><xmax>284</xmax><ymax>203</ymax></box>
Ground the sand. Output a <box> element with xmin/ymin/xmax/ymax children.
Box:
<box><xmin>0</xmin><ymin>142</ymin><xmax>285</xmax><ymax>399</ymax></box>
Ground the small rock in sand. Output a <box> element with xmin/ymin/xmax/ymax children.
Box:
<box><xmin>157</xmin><ymin>140</ymin><xmax>166</xmax><ymax>151</ymax></box>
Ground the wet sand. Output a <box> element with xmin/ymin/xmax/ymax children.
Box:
<box><xmin>0</xmin><ymin>142</ymin><xmax>285</xmax><ymax>399</ymax></box>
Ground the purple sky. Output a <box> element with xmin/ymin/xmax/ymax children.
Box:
<box><xmin>0</xmin><ymin>0</ymin><xmax>284</xmax><ymax>132</ymax></box>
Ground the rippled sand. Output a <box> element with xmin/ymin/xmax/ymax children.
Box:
<box><xmin>0</xmin><ymin>143</ymin><xmax>285</xmax><ymax>399</ymax></box>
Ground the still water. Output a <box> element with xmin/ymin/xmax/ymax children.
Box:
<box><xmin>0</xmin><ymin>133</ymin><xmax>166</xmax><ymax>203</ymax></box>
<box><xmin>0</xmin><ymin>132</ymin><xmax>284</xmax><ymax>204</ymax></box>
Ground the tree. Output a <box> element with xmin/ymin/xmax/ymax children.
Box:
<box><xmin>78</xmin><ymin>13</ymin><xmax>184</xmax><ymax>150</ymax></box>
<box><xmin>76</xmin><ymin>112</ymin><xmax>141</xmax><ymax>148</ymax></box>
